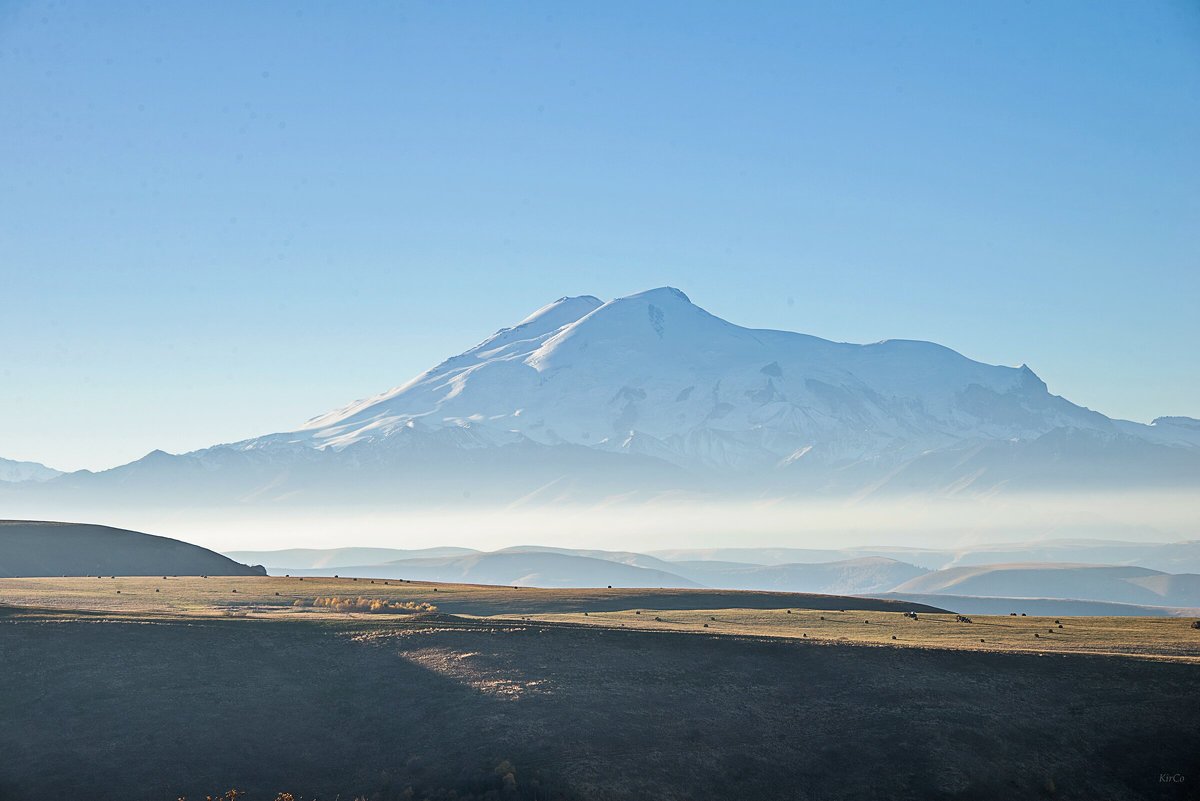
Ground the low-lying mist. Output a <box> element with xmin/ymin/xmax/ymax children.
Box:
<box><xmin>12</xmin><ymin>490</ymin><xmax>1197</xmax><ymax>554</ymax></box>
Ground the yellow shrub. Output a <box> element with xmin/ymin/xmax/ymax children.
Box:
<box><xmin>299</xmin><ymin>596</ymin><xmax>437</xmax><ymax>614</ymax></box>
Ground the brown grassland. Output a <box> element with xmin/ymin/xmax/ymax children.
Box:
<box><xmin>0</xmin><ymin>576</ymin><xmax>1197</xmax><ymax>800</ymax></box>
<box><xmin>1</xmin><ymin>574</ymin><xmax>1196</xmax><ymax>661</ymax></box>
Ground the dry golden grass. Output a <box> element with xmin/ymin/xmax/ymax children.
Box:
<box><xmin>0</xmin><ymin>575</ymin><xmax>937</xmax><ymax>618</ymax></box>
<box><xmin>514</xmin><ymin>607</ymin><xmax>1200</xmax><ymax>662</ymax></box>
<box><xmin>1</xmin><ymin>575</ymin><xmax>1196</xmax><ymax>661</ymax></box>
<box><xmin>0</xmin><ymin>575</ymin><xmax>502</xmax><ymax>618</ymax></box>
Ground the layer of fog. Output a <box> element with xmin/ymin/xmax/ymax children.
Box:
<box><xmin>9</xmin><ymin>490</ymin><xmax>1197</xmax><ymax>554</ymax></box>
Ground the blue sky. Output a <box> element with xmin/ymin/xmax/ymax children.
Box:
<box><xmin>1</xmin><ymin>0</ymin><xmax>1197</xmax><ymax>471</ymax></box>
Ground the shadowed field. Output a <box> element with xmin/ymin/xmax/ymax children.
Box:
<box><xmin>0</xmin><ymin>578</ymin><xmax>1197</xmax><ymax>800</ymax></box>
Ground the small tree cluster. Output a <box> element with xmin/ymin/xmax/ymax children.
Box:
<box><xmin>294</xmin><ymin>596</ymin><xmax>437</xmax><ymax>614</ymax></box>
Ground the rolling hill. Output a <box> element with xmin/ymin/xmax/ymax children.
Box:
<box><xmin>275</xmin><ymin>550</ymin><xmax>703</xmax><ymax>588</ymax></box>
<box><xmin>225</xmin><ymin>546</ymin><xmax>480</xmax><ymax>569</ymax></box>
<box><xmin>0</xmin><ymin>521</ymin><xmax>265</xmax><ymax>577</ymax></box>
<box><xmin>241</xmin><ymin>545</ymin><xmax>931</xmax><ymax>594</ymax></box>
<box><xmin>651</xmin><ymin>539</ymin><xmax>1200</xmax><ymax>574</ymax></box>
<box><xmin>667</xmin><ymin>556</ymin><xmax>930</xmax><ymax>594</ymax></box>
<box><xmin>891</xmin><ymin>563</ymin><xmax>1200</xmax><ymax>607</ymax></box>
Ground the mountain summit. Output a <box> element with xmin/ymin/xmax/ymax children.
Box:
<box><xmin>15</xmin><ymin>288</ymin><xmax>1200</xmax><ymax>504</ymax></box>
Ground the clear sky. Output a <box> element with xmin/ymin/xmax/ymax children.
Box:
<box><xmin>1</xmin><ymin>0</ymin><xmax>1198</xmax><ymax>472</ymax></box>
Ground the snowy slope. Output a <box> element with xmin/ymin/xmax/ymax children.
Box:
<box><xmin>236</xmin><ymin>287</ymin><xmax>1173</xmax><ymax>473</ymax></box>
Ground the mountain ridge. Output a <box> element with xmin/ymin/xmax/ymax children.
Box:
<box><xmin>0</xmin><ymin>457</ymin><xmax>63</xmax><ymax>484</ymax></box>
<box><xmin>7</xmin><ymin>287</ymin><xmax>1199</xmax><ymax>505</ymax></box>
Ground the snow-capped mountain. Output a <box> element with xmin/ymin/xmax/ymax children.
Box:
<box><xmin>242</xmin><ymin>286</ymin><xmax>1196</xmax><ymax>468</ymax></box>
<box><xmin>0</xmin><ymin>457</ymin><xmax>63</xmax><ymax>484</ymax></box>
<box><xmin>11</xmin><ymin>288</ymin><xmax>1200</xmax><ymax>504</ymax></box>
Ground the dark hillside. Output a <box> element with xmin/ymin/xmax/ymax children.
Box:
<box><xmin>0</xmin><ymin>521</ymin><xmax>264</xmax><ymax>577</ymax></box>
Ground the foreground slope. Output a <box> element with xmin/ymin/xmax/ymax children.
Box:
<box><xmin>0</xmin><ymin>606</ymin><xmax>1195</xmax><ymax>800</ymax></box>
<box><xmin>0</xmin><ymin>521</ymin><xmax>264</xmax><ymax>577</ymax></box>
